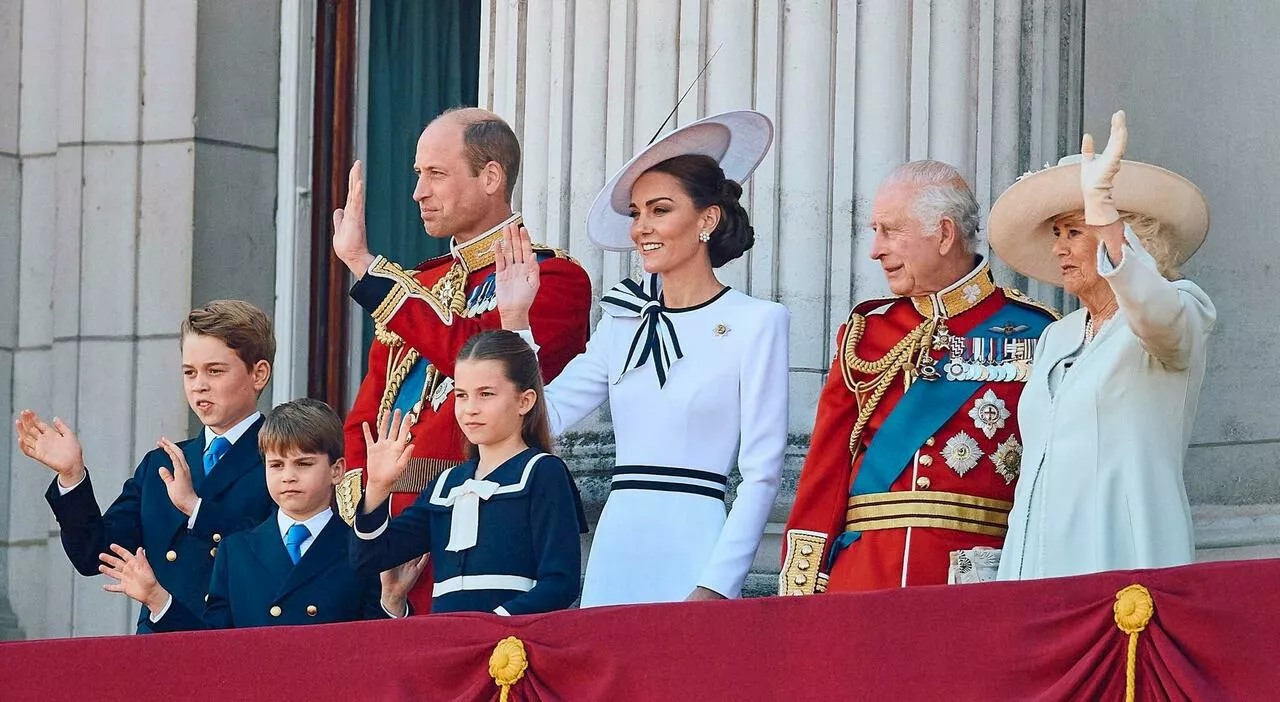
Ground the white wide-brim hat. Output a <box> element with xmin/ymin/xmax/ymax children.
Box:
<box><xmin>988</xmin><ymin>154</ymin><xmax>1209</xmax><ymax>285</ymax></box>
<box><xmin>587</xmin><ymin>110</ymin><xmax>774</xmax><ymax>251</ymax></box>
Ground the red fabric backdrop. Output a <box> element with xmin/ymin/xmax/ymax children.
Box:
<box><xmin>2</xmin><ymin>559</ymin><xmax>1277</xmax><ymax>701</ymax></box>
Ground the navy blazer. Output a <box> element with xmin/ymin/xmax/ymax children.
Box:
<box><xmin>43</xmin><ymin>417</ymin><xmax>275</xmax><ymax>633</ymax></box>
<box><xmin>153</xmin><ymin>510</ymin><xmax>386</xmax><ymax>630</ymax></box>
<box><xmin>352</xmin><ymin>449</ymin><xmax>586</xmax><ymax>616</ymax></box>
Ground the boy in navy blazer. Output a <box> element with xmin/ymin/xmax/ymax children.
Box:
<box><xmin>16</xmin><ymin>300</ymin><xmax>278</xmax><ymax>633</ymax></box>
<box><xmin>99</xmin><ymin>399</ymin><xmax>424</xmax><ymax>629</ymax></box>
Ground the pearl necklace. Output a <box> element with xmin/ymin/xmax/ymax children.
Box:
<box><xmin>1084</xmin><ymin>301</ymin><xmax>1119</xmax><ymax>344</ymax></box>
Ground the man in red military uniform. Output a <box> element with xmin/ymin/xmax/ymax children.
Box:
<box><xmin>332</xmin><ymin>107</ymin><xmax>592</xmax><ymax>611</ymax></box>
<box><xmin>781</xmin><ymin>161</ymin><xmax>1058</xmax><ymax>594</ymax></box>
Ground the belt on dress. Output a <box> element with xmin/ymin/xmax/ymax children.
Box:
<box><xmin>844</xmin><ymin>490</ymin><xmax>1013</xmax><ymax>538</ymax></box>
<box><xmin>610</xmin><ymin>465</ymin><xmax>728</xmax><ymax>500</ymax></box>
<box><xmin>391</xmin><ymin>457</ymin><xmax>461</xmax><ymax>494</ymax></box>
<box><xmin>432</xmin><ymin>574</ymin><xmax>536</xmax><ymax>597</ymax></box>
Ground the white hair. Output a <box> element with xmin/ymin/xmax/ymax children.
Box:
<box><xmin>883</xmin><ymin>160</ymin><xmax>981</xmax><ymax>253</ymax></box>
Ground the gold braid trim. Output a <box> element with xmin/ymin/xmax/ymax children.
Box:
<box><xmin>1003</xmin><ymin>286</ymin><xmax>1063</xmax><ymax>320</ymax></box>
<box><xmin>839</xmin><ymin>312</ymin><xmax>937</xmax><ymax>460</ymax></box>
<box><xmin>378</xmin><ymin>348</ymin><xmax>422</xmax><ymax>427</ymax></box>
<box><xmin>372</xmin><ymin>259</ymin><xmax>475</xmax><ymax>423</ymax></box>
<box><xmin>367</xmin><ymin>256</ymin><xmax>471</xmax><ymax>328</ymax></box>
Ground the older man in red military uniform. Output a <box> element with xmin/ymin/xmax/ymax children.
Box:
<box><xmin>781</xmin><ymin>161</ymin><xmax>1058</xmax><ymax>594</ymax></box>
<box><xmin>331</xmin><ymin>108</ymin><xmax>592</xmax><ymax>612</ymax></box>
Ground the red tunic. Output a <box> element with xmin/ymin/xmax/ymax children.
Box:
<box><xmin>340</xmin><ymin>219</ymin><xmax>592</xmax><ymax>611</ymax></box>
<box><xmin>781</xmin><ymin>262</ymin><xmax>1057</xmax><ymax>594</ymax></box>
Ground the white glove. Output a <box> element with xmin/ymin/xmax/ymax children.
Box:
<box><xmin>1080</xmin><ymin>110</ymin><xmax>1128</xmax><ymax>226</ymax></box>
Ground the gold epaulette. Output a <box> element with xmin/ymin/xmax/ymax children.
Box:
<box><xmin>779</xmin><ymin>530</ymin><xmax>830</xmax><ymax>596</ymax></box>
<box><xmin>1002</xmin><ymin>287</ymin><xmax>1062</xmax><ymax>321</ymax></box>
<box><xmin>335</xmin><ymin>469</ymin><xmax>363</xmax><ymax>526</ymax></box>
<box><xmin>531</xmin><ymin>245</ymin><xmax>582</xmax><ymax>267</ymax></box>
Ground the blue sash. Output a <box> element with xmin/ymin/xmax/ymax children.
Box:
<box><xmin>828</xmin><ymin>301</ymin><xmax>1050</xmax><ymax>564</ymax></box>
<box><xmin>392</xmin><ymin>358</ymin><xmax>430</xmax><ymax>417</ymax></box>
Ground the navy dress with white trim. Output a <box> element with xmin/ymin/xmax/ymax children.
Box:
<box><xmin>350</xmin><ymin>448</ymin><xmax>586</xmax><ymax>615</ymax></box>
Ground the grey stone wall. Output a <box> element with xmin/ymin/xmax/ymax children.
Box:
<box><xmin>1083</xmin><ymin>2</ymin><xmax>1280</xmax><ymax>510</ymax></box>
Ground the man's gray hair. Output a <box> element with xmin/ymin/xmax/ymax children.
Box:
<box><xmin>883</xmin><ymin>160</ymin><xmax>981</xmax><ymax>252</ymax></box>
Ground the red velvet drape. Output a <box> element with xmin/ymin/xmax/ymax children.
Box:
<box><xmin>2</xmin><ymin>559</ymin><xmax>1275</xmax><ymax>701</ymax></box>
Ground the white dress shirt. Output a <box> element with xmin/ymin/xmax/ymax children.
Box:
<box><xmin>277</xmin><ymin>507</ymin><xmax>333</xmax><ymax>559</ymax></box>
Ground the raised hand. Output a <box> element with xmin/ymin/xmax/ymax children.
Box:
<box><xmin>15</xmin><ymin>410</ymin><xmax>85</xmax><ymax>486</ymax></box>
<box><xmin>332</xmin><ymin>160</ymin><xmax>375</xmax><ymax>277</ymax></box>
<box><xmin>362</xmin><ymin>409</ymin><xmax>415</xmax><ymax>509</ymax></box>
<box><xmin>100</xmin><ymin>544</ymin><xmax>170</xmax><ymax>613</ymax></box>
<box><xmin>493</xmin><ymin>222</ymin><xmax>540</xmax><ymax>330</ymax></box>
<box><xmin>157</xmin><ymin>438</ymin><xmax>198</xmax><ymax>517</ymax></box>
<box><xmin>1080</xmin><ymin>110</ymin><xmax>1128</xmax><ymax>226</ymax></box>
<box><xmin>379</xmin><ymin>554</ymin><xmax>429</xmax><ymax>617</ymax></box>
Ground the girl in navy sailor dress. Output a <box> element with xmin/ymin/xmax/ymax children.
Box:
<box><xmin>350</xmin><ymin>330</ymin><xmax>587</xmax><ymax>616</ymax></box>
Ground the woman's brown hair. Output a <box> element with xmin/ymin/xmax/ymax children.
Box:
<box><xmin>455</xmin><ymin>330</ymin><xmax>554</xmax><ymax>459</ymax></box>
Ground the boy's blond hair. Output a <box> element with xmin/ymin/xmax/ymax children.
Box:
<box><xmin>258</xmin><ymin>398</ymin><xmax>344</xmax><ymax>463</ymax></box>
<box><xmin>180</xmin><ymin>300</ymin><xmax>276</xmax><ymax>370</ymax></box>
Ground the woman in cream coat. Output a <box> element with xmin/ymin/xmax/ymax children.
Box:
<box><xmin>988</xmin><ymin>111</ymin><xmax>1216</xmax><ymax>580</ymax></box>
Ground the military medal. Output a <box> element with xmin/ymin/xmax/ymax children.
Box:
<box><xmin>990</xmin><ymin>434</ymin><xmax>1023</xmax><ymax>485</ymax></box>
<box><xmin>941</xmin><ymin>431</ymin><xmax>981</xmax><ymax>477</ymax></box>
<box><xmin>968</xmin><ymin>390</ymin><xmax>1010</xmax><ymax>439</ymax></box>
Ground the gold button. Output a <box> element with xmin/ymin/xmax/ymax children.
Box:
<box><xmin>165</xmin><ymin>550</ymin><xmax>177</xmax><ymax>562</ymax></box>
<box><xmin>926</xmin><ymin>437</ymin><xmax>936</xmax><ymax>447</ymax></box>
<box><xmin>307</xmin><ymin>605</ymin><xmax>317</xmax><ymax>616</ymax></box>
<box><xmin>793</xmin><ymin>574</ymin><xmax>807</xmax><ymax>586</ymax></box>
<box><xmin>212</xmin><ymin>533</ymin><xmax>222</xmax><ymax>543</ymax></box>
<box><xmin>916</xmin><ymin>476</ymin><xmax>931</xmax><ymax>489</ymax></box>
<box><xmin>919</xmin><ymin>455</ymin><xmax>934</xmax><ymax>467</ymax></box>
<box><xmin>797</xmin><ymin>559</ymin><xmax>810</xmax><ymax>571</ymax></box>
<box><xmin>269</xmin><ymin>605</ymin><xmax>282</xmax><ymax>617</ymax></box>
<box><xmin>800</xmin><ymin>544</ymin><xmax>813</xmax><ymax>556</ymax></box>
<box><xmin>209</xmin><ymin>547</ymin><xmax>217</xmax><ymax>557</ymax></box>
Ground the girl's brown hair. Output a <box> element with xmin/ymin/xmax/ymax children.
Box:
<box><xmin>455</xmin><ymin>330</ymin><xmax>554</xmax><ymax>459</ymax></box>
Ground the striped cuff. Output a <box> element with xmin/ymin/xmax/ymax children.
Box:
<box><xmin>353</xmin><ymin>498</ymin><xmax>392</xmax><ymax>540</ymax></box>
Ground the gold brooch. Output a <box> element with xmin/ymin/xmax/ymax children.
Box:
<box><xmin>713</xmin><ymin>324</ymin><xmax>730</xmax><ymax>337</ymax></box>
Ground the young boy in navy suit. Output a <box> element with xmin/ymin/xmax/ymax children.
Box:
<box><xmin>99</xmin><ymin>399</ymin><xmax>425</xmax><ymax>629</ymax></box>
<box><xmin>16</xmin><ymin>300</ymin><xmax>278</xmax><ymax>633</ymax></box>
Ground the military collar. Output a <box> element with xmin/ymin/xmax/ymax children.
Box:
<box><xmin>911</xmin><ymin>257</ymin><xmax>997</xmax><ymax>319</ymax></box>
<box><xmin>449</xmin><ymin>212</ymin><xmax>523</xmax><ymax>273</ymax></box>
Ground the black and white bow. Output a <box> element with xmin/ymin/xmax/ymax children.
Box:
<box><xmin>600</xmin><ymin>276</ymin><xmax>684</xmax><ymax>387</ymax></box>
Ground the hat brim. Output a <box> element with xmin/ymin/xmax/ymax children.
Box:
<box><xmin>587</xmin><ymin>110</ymin><xmax>774</xmax><ymax>252</ymax></box>
<box><xmin>988</xmin><ymin>160</ymin><xmax>1209</xmax><ymax>285</ymax></box>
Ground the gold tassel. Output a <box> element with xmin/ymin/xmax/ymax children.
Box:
<box><xmin>1113</xmin><ymin>584</ymin><xmax>1155</xmax><ymax>702</ymax></box>
<box><xmin>489</xmin><ymin>636</ymin><xmax>529</xmax><ymax>702</ymax></box>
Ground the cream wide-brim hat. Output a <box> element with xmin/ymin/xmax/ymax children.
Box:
<box><xmin>586</xmin><ymin>110</ymin><xmax>774</xmax><ymax>251</ymax></box>
<box><xmin>987</xmin><ymin>154</ymin><xmax>1209</xmax><ymax>285</ymax></box>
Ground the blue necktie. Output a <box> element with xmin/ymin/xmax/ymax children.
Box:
<box><xmin>284</xmin><ymin>523</ymin><xmax>310</xmax><ymax>565</ymax></box>
<box><xmin>203</xmin><ymin>436</ymin><xmax>231</xmax><ymax>475</ymax></box>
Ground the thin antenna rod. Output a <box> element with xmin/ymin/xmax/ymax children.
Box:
<box><xmin>647</xmin><ymin>43</ymin><xmax>725</xmax><ymax>145</ymax></box>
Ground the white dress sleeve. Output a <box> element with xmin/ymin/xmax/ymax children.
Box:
<box><xmin>1097</xmin><ymin>223</ymin><xmax>1216</xmax><ymax>371</ymax></box>
<box><xmin>695</xmin><ymin>303</ymin><xmax>790</xmax><ymax>597</ymax></box>
<box><xmin>543</xmin><ymin>314</ymin><xmax>614</xmax><ymax>436</ymax></box>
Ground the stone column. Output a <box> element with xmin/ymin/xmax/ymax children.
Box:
<box><xmin>478</xmin><ymin>0</ymin><xmax>1085</xmax><ymax>594</ymax></box>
